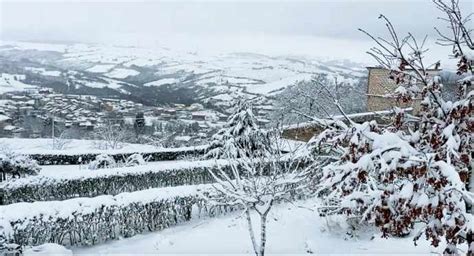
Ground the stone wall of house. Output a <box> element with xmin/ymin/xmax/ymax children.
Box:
<box><xmin>367</xmin><ymin>95</ymin><xmax>417</xmax><ymax>112</ymax></box>
<box><xmin>367</xmin><ymin>67</ymin><xmax>411</xmax><ymax>112</ymax></box>
<box><xmin>367</xmin><ymin>67</ymin><xmax>439</xmax><ymax>113</ymax></box>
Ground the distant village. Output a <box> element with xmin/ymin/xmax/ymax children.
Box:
<box><xmin>0</xmin><ymin>85</ymin><xmax>235</xmax><ymax>146</ymax></box>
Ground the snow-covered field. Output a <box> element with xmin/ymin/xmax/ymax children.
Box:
<box><xmin>0</xmin><ymin>73</ymin><xmax>37</xmax><ymax>94</ymax></box>
<box><xmin>51</xmin><ymin>199</ymin><xmax>438</xmax><ymax>255</ymax></box>
<box><xmin>144</xmin><ymin>78</ymin><xmax>180</xmax><ymax>87</ymax></box>
<box><xmin>104</xmin><ymin>68</ymin><xmax>140</xmax><ymax>79</ymax></box>
<box><xmin>0</xmin><ymin>138</ymin><xmax>195</xmax><ymax>155</ymax></box>
<box><xmin>36</xmin><ymin>159</ymin><xmax>223</xmax><ymax>179</ymax></box>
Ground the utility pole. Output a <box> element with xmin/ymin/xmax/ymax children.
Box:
<box><xmin>51</xmin><ymin>115</ymin><xmax>55</xmax><ymax>149</ymax></box>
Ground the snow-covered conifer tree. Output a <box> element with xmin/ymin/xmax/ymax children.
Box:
<box><xmin>205</xmin><ymin>101</ymin><xmax>272</xmax><ymax>159</ymax></box>
<box><xmin>311</xmin><ymin>1</ymin><xmax>473</xmax><ymax>254</ymax></box>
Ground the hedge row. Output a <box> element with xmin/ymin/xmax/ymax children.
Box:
<box><xmin>28</xmin><ymin>147</ymin><xmax>206</xmax><ymax>165</ymax></box>
<box><xmin>0</xmin><ymin>159</ymin><xmax>308</xmax><ymax>205</ymax></box>
<box><xmin>0</xmin><ymin>161</ymin><xmax>232</xmax><ymax>205</ymax></box>
<box><xmin>0</xmin><ymin>185</ymin><xmax>235</xmax><ymax>247</ymax></box>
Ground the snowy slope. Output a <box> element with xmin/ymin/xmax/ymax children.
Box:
<box><xmin>0</xmin><ymin>74</ymin><xmax>37</xmax><ymax>94</ymax></box>
<box><xmin>0</xmin><ymin>41</ymin><xmax>367</xmax><ymax>108</ymax></box>
<box><xmin>104</xmin><ymin>68</ymin><xmax>140</xmax><ymax>79</ymax></box>
<box><xmin>144</xmin><ymin>78</ymin><xmax>180</xmax><ymax>87</ymax></box>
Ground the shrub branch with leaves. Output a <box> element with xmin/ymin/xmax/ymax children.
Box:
<box><xmin>312</xmin><ymin>0</ymin><xmax>473</xmax><ymax>254</ymax></box>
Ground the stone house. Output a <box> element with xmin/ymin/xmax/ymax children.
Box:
<box><xmin>366</xmin><ymin>67</ymin><xmax>441</xmax><ymax>113</ymax></box>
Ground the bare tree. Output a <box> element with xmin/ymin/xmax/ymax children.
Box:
<box><xmin>52</xmin><ymin>129</ymin><xmax>72</xmax><ymax>150</ymax></box>
<box><xmin>206</xmin><ymin>101</ymin><xmax>307</xmax><ymax>256</ymax></box>
<box><xmin>92</xmin><ymin>123</ymin><xmax>130</xmax><ymax>150</ymax></box>
<box><xmin>272</xmin><ymin>74</ymin><xmax>366</xmax><ymax>126</ymax></box>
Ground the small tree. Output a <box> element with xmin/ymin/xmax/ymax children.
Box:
<box><xmin>206</xmin><ymin>101</ymin><xmax>307</xmax><ymax>256</ymax></box>
<box><xmin>93</xmin><ymin>123</ymin><xmax>130</xmax><ymax>150</ymax></box>
<box><xmin>134</xmin><ymin>112</ymin><xmax>146</xmax><ymax>136</ymax></box>
<box><xmin>312</xmin><ymin>0</ymin><xmax>473</xmax><ymax>254</ymax></box>
<box><xmin>52</xmin><ymin>129</ymin><xmax>72</xmax><ymax>150</ymax></box>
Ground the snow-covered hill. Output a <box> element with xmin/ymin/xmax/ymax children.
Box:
<box><xmin>0</xmin><ymin>41</ymin><xmax>367</xmax><ymax>109</ymax></box>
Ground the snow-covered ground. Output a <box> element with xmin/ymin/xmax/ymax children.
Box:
<box><xmin>35</xmin><ymin>159</ymin><xmax>224</xmax><ymax>180</ymax></box>
<box><xmin>25</xmin><ymin>67</ymin><xmax>62</xmax><ymax>77</ymax></box>
<box><xmin>104</xmin><ymin>68</ymin><xmax>140</xmax><ymax>79</ymax></box>
<box><xmin>0</xmin><ymin>73</ymin><xmax>37</xmax><ymax>94</ymax></box>
<box><xmin>85</xmin><ymin>64</ymin><xmax>115</xmax><ymax>73</ymax></box>
<box><xmin>0</xmin><ymin>138</ymin><xmax>203</xmax><ymax>155</ymax></box>
<box><xmin>144</xmin><ymin>78</ymin><xmax>180</xmax><ymax>87</ymax></box>
<box><xmin>65</xmin><ymin>199</ymin><xmax>440</xmax><ymax>255</ymax></box>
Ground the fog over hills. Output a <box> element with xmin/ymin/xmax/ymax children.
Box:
<box><xmin>2</xmin><ymin>0</ymin><xmax>468</xmax><ymax>64</ymax></box>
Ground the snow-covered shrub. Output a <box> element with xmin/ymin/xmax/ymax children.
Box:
<box><xmin>0</xmin><ymin>243</ymin><xmax>21</xmax><ymax>256</ymax></box>
<box><xmin>0</xmin><ymin>151</ymin><xmax>40</xmax><ymax>181</ymax></box>
<box><xmin>88</xmin><ymin>154</ymin><xmax>116</xmax><ymax>170</ymax></box>
<box><xmin>125</xmin><ymin>153</ymin><xmax>146</xmax><ymax>167</ymax></box>
<box><xmin>312</xmin><ymin>4</ymin><xmax>473</xmax><ymax>254</ymax></box>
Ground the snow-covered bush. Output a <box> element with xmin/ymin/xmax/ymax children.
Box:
<box><xmin>125</xmin><ymin>153</ymin><xmax>146</xmax><ymax>167</ymax></box>
<box><xmin>88</xmin><ymin>154</ymin><xmax>116</xmax><ymax>170</ymax></box>
<box><xmin>312</xmin><ymin>2</ymin><xmax>473</xmax><ymax>254</ymax></box>
<box><xmin>0</xmin><ymin>151</ymin><xmax>40</xmax><ymax>181</ymax></box>
<box><xmin>0</xmin><ymin>218</ymin><xmax>19</xmax><ymax>256</ymax></box>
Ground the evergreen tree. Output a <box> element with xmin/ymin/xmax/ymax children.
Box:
<box><xmin>205</xmin><ymin>101</ymin><xmax>272</xmax><ymax>159</ymax></box>
<box><xmin>134</xmin><ymin>112</ymin><xmax>146</xmax><ymax>136</ymax></box>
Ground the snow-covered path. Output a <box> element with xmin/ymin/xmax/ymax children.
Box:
<box><xmin>69</xmin><ymin>199</ymin><xmax>439</xmax><ymax>255</ymax></box>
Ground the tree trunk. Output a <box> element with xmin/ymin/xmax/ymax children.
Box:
<box><xmin>245</xmin><ymin>209</ymin><xmax>259</xmax><ymax>256</ymax></box>
<box><xmin>259</xmin><ymin>213</ymin><xmax>268</xmax><ymax>256</ymax></box>
<box><xmin>467</xmin><ymin>230</ymin><xmax>473</xmax><ymax>256</ymax></box>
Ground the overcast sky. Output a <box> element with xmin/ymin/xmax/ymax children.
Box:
<box><xmin>0</xmin><ymin>0</ymin><xmax>472</xmax><ymax>63</ymax></box>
